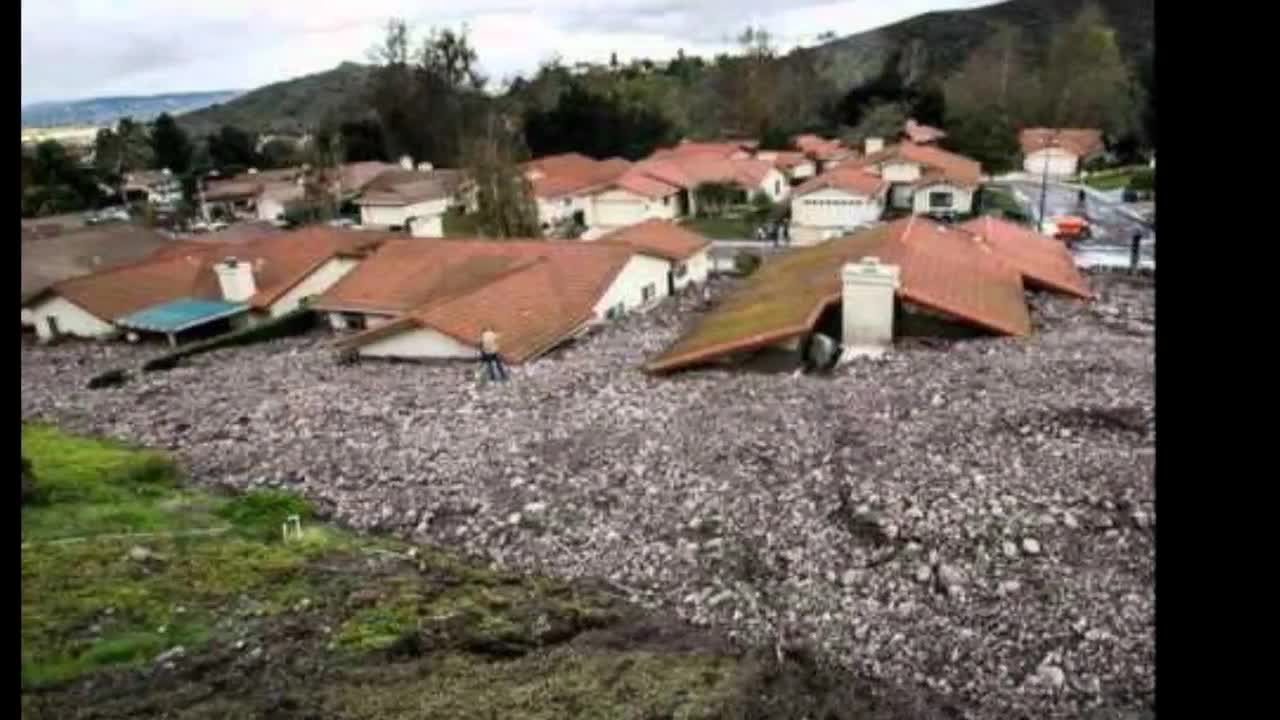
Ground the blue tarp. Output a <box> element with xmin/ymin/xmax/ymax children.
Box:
<box><xmin>116</xmin><ymin>297</ymin><xmax>248</xmax><ymax>334</ymax></box>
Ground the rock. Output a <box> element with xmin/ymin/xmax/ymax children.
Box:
<box><xmin>914</xmin><ymin>564</ymin><xmax>933</xmax><ymax>584</ymax></box>
<box><xmin>997</xmin><ymin>580</ymin><xmax>1022</xmax><ymax>596</ymax></box>
<box><xmin>1021</xmin><ymin>538</ymin><xmax>1042</xmax><ymax>556</ymax></box>
<box><xmin>1001</xmin><ymin>540</ymin><xmax>1019</xmax><ymax>559</ymax></box>
<box><xmin>1130</xmin><ymin>511</ymin><xmax>1150</xmax><ymax>529</ymax></box>
<box><xmin>1037</xmin><ymin>664</ymin><xmax>1066</xmax><ymax>689</ymax></box>
<box><xmin>524</xmin><ymin>501</ymin><xmax>548</xmax><ymax>515</ymax></box>
<box><xmin>154</xmin><ymin>646</ymin><xmax>185</xmax><ymax>665</ymax></box>
<box><xmin>1062</xmin><ymin>513</ymin><xmax>1080</xmax><ymax>529</ymax></box>
<box><xmin>128</xmin><ymin>546</ymin><xmax>155</xmax><ymax>562</ymax></box>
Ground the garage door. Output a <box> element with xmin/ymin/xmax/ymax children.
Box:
<box><xmin>595</xmin><ymin>200</ymin><xmax>646</xmax><ymax>227</ymax></box>
<box><xmin>1024</xmin><ymin>151</ymin><xmax>1077</xmax><ymax>177</ymax></box>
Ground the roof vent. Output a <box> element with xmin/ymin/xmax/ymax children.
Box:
<box><xmin>248</xmin><ymin>168</ymin><xmax>259</xmax><ymax>175</ymax></box>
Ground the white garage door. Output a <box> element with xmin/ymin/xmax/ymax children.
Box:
<box><xmin>1024</xmin><ymin>151</ymin><xmax>1077</xmax><ymax>177</ymax></box>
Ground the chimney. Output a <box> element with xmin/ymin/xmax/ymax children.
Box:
<box><xmin>840</xmin><ymin>256</ymin><xmax>900</xmax><ymax>361</ymax></box>
<box><xmin>417</xmin><ymin>161</ymin><xmax>433</xmax><ymax>172</ymax></box>
<box><xmin>864</xmin><ymin>137</ymin><xmax>884</xmax><ymax>155</ymax></box>
<box><xmin>214</xmin><ymin>257</ymin><xmax>257</xmax><ymax>303</ymax></box>
<box><xmin>399</xmin><ymin>155</ymin><xmax>414</xmax><ymax>170</ymax></box>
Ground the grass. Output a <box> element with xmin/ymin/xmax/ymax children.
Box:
<box><xmin>680</xmin><ymin>214</ymin><xmax>761</xmax><ymax>240</ymax></box>
<box><xmin>1084</xmin><ymin>165</ymin><xmax>1151</xmax><ymax>191</ymax></box>
<box><xmin>22</xmin><ymin>424</ymin><xmax>852</xmax><ymax>717</ymax></box>
<box><xmin>442</xmin><ymin>208</ymin><xmax>483</xmax><ymax>237</ymax></box>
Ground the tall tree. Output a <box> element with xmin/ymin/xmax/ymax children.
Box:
<box><xmin>207</xmin><ymin>125</ymin><xmax>259</xmax><ymax>171</ymax></box>
<box><xmin>462</xmin><ymin>110</ymin><xmax>540</xmax><ymax>238</ymax></box>
<box><xmin>523</xmin><ymin>82</ymin><xmax>674</xmax><ymax>160</ymax></box>
<box><xmin>93</xmin><ymin>117</ymin><xmax>153</xmax><ymax>177</ymax></box>
<box><xmin>1039</xmin><ymin>2</ymin><xmax>1137</xmax><ymax>134</ymax></box>
<box><xmin>338</xmin><ymin>119</ymin><xmax>388</xmax><ymax>162</ymax></box>
<box><xmin>150</xmin><ymin>113</ymin><xmax>192</xmax><ymax>173</ymax></box>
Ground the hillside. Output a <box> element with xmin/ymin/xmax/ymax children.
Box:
<box><xmin>21</xmin><ymin>91</ymin><xmax>239</xmax><ymax>129</ymax></box>
<box><xmin>178</xmin><ymin>62</ymin><xmax>375</xmax><ymax>138</ymax></box>
<box><xmin>807</xmin><ymin>0</ymin><xmax>1155</xmax><ymax>90</ymax></box>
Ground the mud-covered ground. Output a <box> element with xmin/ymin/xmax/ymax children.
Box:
<box><xmin>21</xmin><ymin>271</ymin><xmax>1155</xmax><ymax>720</ymax></box>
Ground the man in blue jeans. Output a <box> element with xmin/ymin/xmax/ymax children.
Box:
<box><xmin>480</xmin><ymin>328</ymin><xmax>508</xmax><ymax>382</ymax></box>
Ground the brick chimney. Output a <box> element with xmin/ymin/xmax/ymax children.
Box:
<box><xmin>214</xmin><ymin>257</ymin><xmax>257</xmax><ymax>303</ymax></box>
<box><xmin>840</xmin><ymin>256</ymin><xmax>900</xmax><ymax>361</ymax></box>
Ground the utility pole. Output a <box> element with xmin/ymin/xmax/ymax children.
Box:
<box><xmin>1037</xmin><ymin>137</ymin><xmax>1052</xmax><ymax>227</ymax></box>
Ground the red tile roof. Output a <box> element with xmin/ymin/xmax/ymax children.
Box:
<box><xmin>793</xmin><ymin>134</ymin><xmax>854</xmax><ymax>161</ymax></box>
<box><xmin>523</xmin><ymin>154</ymin><xmax>632</xmax><ymax>199</ymax></box>
<box><xmin>632</xmin><ymin>155</ymin><xmax>775</xmax><ymax>191</ymax></box>
<box><xmin>609</xmin><ymin>171</ymin><xmax>682</xmax><ymax>199</ymax></box>
<box><xmin>957</xmin><ymin>216</ymin><xmax>1093</xmax><ymax>299</ymax></box>
<box><xmin>761</xmin><ymin>151</ymin><xmax>813</xmax><ymax>171</ymax></box>
<box><xmin>650</xmin><ymin>140</ymin><xmax>754</xmax><ymax>160</ymax></box>
<box><xmin>355</xmin><ymin>168</ymin><xmax>462</xmax><ymax>206</ymax></box>
<box><xmin>793</xmin><ymin>167</ymin><xmax>889</xmax><ymax>198</ymax></box>
<box><xmin>1018</xmin><ymin>128</ymin><xmax>1105</xmax><ymax>158</ymax></box>
<box><xmin>329</xmin><ymin>238</ymin><xmax>637</xmax><ymax>363</ymax></box>
<box><xmin>646</xmin><ymin>216</ymin><xmax>1054</xmax><ymax>373</ymax></box>
<box><xmin>859</xmin><ymin>143</ymin><xmax>983</xmax><ymax>188</ymax></box>
<box><xmin>32</xmin><ymin>227</ymin><xmax>386</xmax><ymax>321</ymax></box>
<box><xmin>904</xmin><ymin>119</ymin><xmax>947</xmax><ymax>144</ymax></box>
<box><xmin>594</xmin><ymin>219</ymin><xmax>711</xmax><ymax>261</ymax></box>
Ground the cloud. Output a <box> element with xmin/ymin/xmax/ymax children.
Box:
<box><xmin>21</xmin><ymin>0</ymin><xmax>1002</xmax><ymax>105</ymax></box>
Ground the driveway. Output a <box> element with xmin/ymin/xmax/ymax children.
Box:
<box><xmin>996</xmin><ymin>179</ymin><xmax>1155</xmax><ymax>271</ymax></box>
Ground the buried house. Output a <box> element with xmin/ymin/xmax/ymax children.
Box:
<box><xmin>22</xmin><ymin>226</ymin><xmax>384</xmax><ymax>345</ymax></box>
<box><xmin>646</xmin><ymin>215</ymin><xmax>1092</xmax><ymax>373</ymax></box>
<box><xmin>313</xmin><ymin>237</ymin><xmax>672</xmax><ymax>364</ymax></box>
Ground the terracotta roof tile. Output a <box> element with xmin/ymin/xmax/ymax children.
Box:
<box><xmin>646</xmin><ymin>216</ymin><xmax>1046</xmax><ymax>373</ymax></box>
<box><xmin>793</xmin><ymin>134</ymin><xmax>852</xmax><ymax>161</ymax></box>
<box><xmin>33</xmin><ymin>226</ymin><xmax>385</xmax><ymax>321</ymax></box>
<box><xmin>1018</xmin><ymin>128</ymin><xmax>1105</xmax><ymax>158</ymax></box>
<box><xmin>523</xmin><ymin>154</ymin><xmax>632</xmax><ymax>199</ymax></box>
<box><xmin>859</xmin><ymin>143</ymin><xmax>982</xmax><ymax>187</ymax></box>
<box><xmin>793</xmin><ymin>167</ymin><xmax>889</xmax><ymax>198</ymax></box>
<box><xmin>20</xmin><ymin>224</ymin><xmax>176</xmax><ymax>303</ymax></box>
<box><xmin>594</xmin><ymin>219</ymin><xmax>711</xmax><ymax>261</ymax></box>
<box><xmin>331</xmin><ymin>238</ymin><xmax>636</xmax><ymax>363</ymax></box>
<box><xmin>958</xmin><ymin>216</ymin><xmax>1093</xmax><ymax>299</ymax></box>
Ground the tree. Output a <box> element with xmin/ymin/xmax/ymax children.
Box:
<box><xmin>461</xmin><ymin>110</ymin><xmax>540</xmax><ymax>238</ymax></box>
<box><xmin>22</xmin><ymin>141</ymin><xmax>105</xmax><ymax>217</ymax></box>
<box><xmin>94</xmin><ymin>117</ymin><xmax>153</xmax><ymax>179</ymax></box>
<box><xmin>523</xmin><ymin>82</ymin><xmax>674</xmax><ymax>160</ymax></box>
<box><xmin>207</xmin><ymin>125</ymin><xmax>259</xmax><ymax>171</ymax></box>
<box><xmin>339</xmin><ymin>119</ymin><xmax>388</xmax><ymax>162</ymax></box>
<box><xmin>259</xmin><ymin>138</ymin><xmax>300</xmax><ymax>169</ymax></box>
<box><xmin>757</xmin><ymin>123</ymin><xmax>792</xmax><ymax>151</ymax></box>
<box><xmin>1040</xmin><ymin>2</ymin><xmax>1138</xmax><ymax>135</ymax></box>
<box><xmin>843</xmin><ymin>102</ymin><xmax>909</xmax><ymax>146</ymax></box>
<box><xmin>942</xmin><ymin>109</ymin><xmax>1021</xmax><ymax>173</ymax></box>
<box><xmin>150</xmin><ymin>113</ymin><xmax>192</xmax><ymax>173</ymax></box>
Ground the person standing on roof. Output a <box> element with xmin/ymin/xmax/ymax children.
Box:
<box><xmin>480</xmin><ymin>328</ymin><xmax>508</xmax><ymax>382</ymax></box>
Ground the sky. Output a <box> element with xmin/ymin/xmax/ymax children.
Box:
<box><xmin>21</xmin><ymin>0</ymin><xmax>1005</xmax><ymax>106</ymax></box>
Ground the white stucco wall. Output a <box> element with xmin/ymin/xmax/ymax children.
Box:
<box><xmin>912</xmin><ymin>183</ymin><xmax>975</xmax><ymax>215</ymax></box>
<box><xmin>591</xmin><ymin>189</ymin><xmax>678</xmax><ymax>228</ymax></box>
<box><xmin>592</xmin><ymin>254</ymin><xmax>671</xmax><ymax>317</ymax></box>
<box><xmin>258</xmin><ymin>196</ymin><xmax>288</xmax><ymax>222</ymax></box>
<box><xmin>360</xmin><ymin>198</ymin><xmax>448</xmax><ymax>228</ymax></box>
<box><xmin>1023</xmin><ymin>148</ymin><xmax>1080</xmax><ymax>177</ymax></box>
<box><xmin>28</xmin><ymin>295</ymin><xmax>115</xmax><ymax>340</ymax></box>
<box><xmin>792</xmin><ymin>187</ymin><xmax>883</xmax><ymax>229</ymax></box>
<box><xmin>269</xmin><ymin>257</ymin><xmax>362</xmax><ymax>317</ymax></box>
<box><xmin>882</xmin><ymin>162</ymin><xmax>923</xmax><ymax>183</ymax></box>
<box><xmin>757</xmin><ymin>168</ymin><xmax>791</xmax><ymax>203</ymax></box>
<box><xmin>671</xmin><ymin>249</ymin><xmax>710</xmax><ymax>290</ymax></box>
<box><xmin>410</xmin><ymin>215</ymin><xmax>444</xmax><ymax>238</ymax></box>
<box><xmin>537</xmin><ymin>196</ymin><xmax>577</xmax><ymax>227</ymax></box>
<box><xmin>358</xmin><ymin>326</ymin><xmax>480</xmax><ymax>360</ymax></box>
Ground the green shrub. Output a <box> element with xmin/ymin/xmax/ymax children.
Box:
<box><xmin>217</xmin><ymin>490</ymin><xmax>314</xmax><ymax>541</ymax></box>
<box><xmin>734</xmin><ymin>252</ymin><xmax>762</xmax><ymax>276</ymax></box>
<box><xmin>1128</xmin><ymin>169</ymin><xmax>1155</xmax><ymax>193</ymax></box>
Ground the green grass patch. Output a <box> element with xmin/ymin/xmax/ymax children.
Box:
<box><xmin>680</xmin><ymin>215</ymin><xmax>758</xmax><ymax>240</ymax></box>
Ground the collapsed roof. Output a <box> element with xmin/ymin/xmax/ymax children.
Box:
<box><xmin>320</xmin><ymin>238</ymin><xmax>641</xmax><ymax>364</ymax></box>
<box><xmin>646</xmin><ymin>216</ymin><xmax>1091</xmax><ymax>373</ymax></box>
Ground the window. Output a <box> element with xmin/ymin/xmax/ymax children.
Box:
<box><xmin>642</xmin><ymin>283</ymin><xmax>657</xmax><ymax>303</ymax></box>
<box><xmin>929</xmin><ymin>191</ymin><xmax>953</xmax><ymax>209</ymax></box>
<box><xmin>344</xmin><ymin>313</ymin><xmax>367</xmax><ymax>330</ymax></box>
<box><xmin>663</xmin><ymin>195</ymin><xmax>670</xmax><ymax>206</ymax></box>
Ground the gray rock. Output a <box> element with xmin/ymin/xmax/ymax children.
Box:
<box><xmin>1021</xmin><ymin>538</ymin><xmax>1043</xmax><ymax>556</ymax></box>
<box><xmin>128</xmin><ymin>546</ymin><xmax>155</xmax><ymax>562</ymax></box>
<box><xmin>1001</xmin><ymin>540</ymin><xmax>1019</xmax><ymax>559</ymax></box>
<box><xmin>1038</xmin><ymin>664</ymin><xmax>1066</xmax><ymax>689</ymax></box>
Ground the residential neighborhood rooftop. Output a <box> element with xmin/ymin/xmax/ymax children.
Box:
<box><xmin>20</xmin><ymin>223</ymin><xmax>177</xmax><ymax>303</ymax></box>
<box><xmin>858</xmin><ymin>142</ymin><xmax>983</xmax><ymax>188</ymax></box>
<box><xmin>1018</xmin><ymin>127</ymin><xmax>1105</xmax><ymax>157</ymax></box>
<box><xmin>594</xmin><ymin>218</ymin><xmax>711</xmax><ymax>261</ymax></box>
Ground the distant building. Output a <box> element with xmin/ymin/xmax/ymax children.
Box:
<box><xmin>789</xmin><ymin>168</ymin><xmax>890</xmax><ymax>246</ymax></box>
<box><xmin>1019</xmin><ymin>128</ymin><xmax>1105</xmax><ymax>177</ymax></box>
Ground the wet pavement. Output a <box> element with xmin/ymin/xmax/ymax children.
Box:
<box><xmin>1001</xmin><ymin>180</ymin><xmax>1155</xmax><ymax>271</ymax></box>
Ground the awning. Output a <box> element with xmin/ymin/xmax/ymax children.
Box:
<box><xmin>115</xmin><ymin>297</ymin><xmax>249</xmax><ymax>334</ymax></box>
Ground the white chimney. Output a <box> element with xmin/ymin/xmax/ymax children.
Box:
<box><xmin>417</xmin><ymin>161</ymin><xmax>434</xmax><ymax>172</ymax></box>
<box><xmin>214</xmin><ymin>257</ymin><xmax>257</xmax><ymax>303</ymax></box>
<box><xmin>248</xmin><ymin>167</ymin><xmax>259</xmax><ymax>175</ymax></box>
<box><xmin>840</xmin><ymin>256</ymin><xmax>900</xmax><ymax>361</ymax></box>
<box><xmin>864</xmin><ymin>137</ymin><xmax>885</xmax><ymax>155</ymax></box>
<box><xmin>399</xmin><ymin>155</ymin><xmax>414</xmax><ymax>170</ymax></box>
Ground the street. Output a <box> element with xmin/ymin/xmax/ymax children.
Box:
<box><xmin>999</xmin><ymin>178</ymin><xmax>1155</xmax><ymax>271</ymax></box>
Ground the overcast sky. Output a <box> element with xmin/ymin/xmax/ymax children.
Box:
<box><xmin>21</xmin><ymin>0</ymin><xmax>1004</xmax><ymax>105</ymax></box>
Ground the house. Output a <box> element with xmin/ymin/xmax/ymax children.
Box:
<box><xmin>585</xmin><ymin>170</ymin><xmax>687</xmax><ymax>229</ymax></box>
<box><xmin>649</xmin><ymin>139</ymin><xmax>757</xmax><ymax>161</ymax></box>
<box><xmin>354</xmin><ymin>168</ymin><xmax>464</xmax><ymax>237</ymax></box>
<box><xmin>758</xmin><ymin>150</ymin><xmax>817</xmax><ymax>185</ymax></box>
<box><xmin>789</xmin><ymin>167</ymin><xmax>890</xmax><ymax>246</ymax></box>
<box><xmin>634</xmin><ymin>155</ymin><xmax>790</xmax><ymax>206</ymax></box>
<box><xmin>22</xmin><ymin>227</ymin><xmax>384</xmax><ymax>344</ymax></box>
<box><xmin>1019</xmin><ymin>128</ymin><xmax>1105</xmax><ymax>177</ymax></box>
<box><xmin>314</xmin><ymin>237</ymin><xmax>672</xmax><ymax>364</ymax></box>
<box><xmin>646</xmin><ymin>215</ymin><xmax>1092</xmax><ymax>373</ymax></box>
<box><xmin>793</xmin><ymin>134</ymin><xmax>858</xmax><ymax>172</ymax></box>
<box><xmin>594</xmin><ymin>219</ymin><xmax>712</xmax><ymax>292</ymax></box>
<box><xmin>256</xmin><ymin>181</ymin><xmax>306</xmax><ymax>223</ymax></box>
<box><xmin>203</xmin><ymin>177</ymin><xmax>263</xmax><ymax>220</ymax></box>
<box><xmin>523</xmin><ymin>153</ymin><xmax>632</xmax><ymax>230</ymax></box>
<box><xmin>903</xmin><ymin>119</ymin><xmax>947</xmax><ymax>145</ymax></box>
<box><xmin>122</xmin><ymin>169</ymin><xmax>183</xmax><ymax>208</ymax></box>
<box><xmin>855</xmin><ymin>141</ymin><xmax>982</xmax><ymax>217</ymax></box>
<box><xmin>21</xmin><ymin>224</ymin><xmax>179</xmax><ymax>330</ymax></box>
